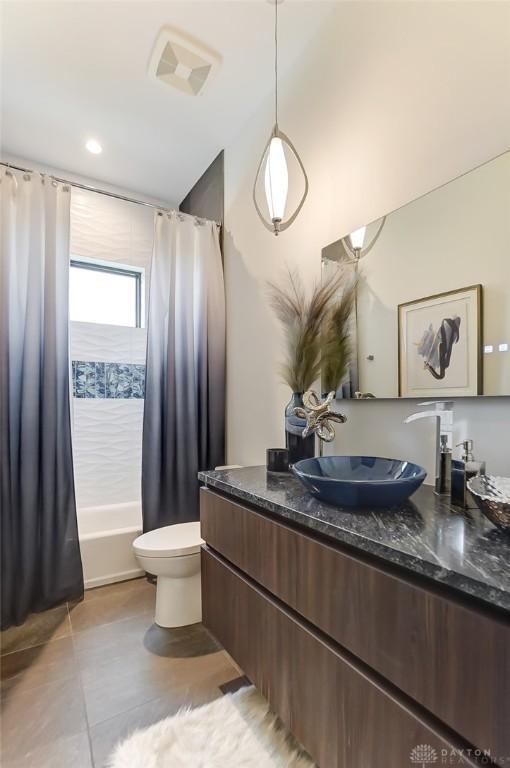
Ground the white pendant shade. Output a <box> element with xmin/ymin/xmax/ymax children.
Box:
<box><xmin>264</xmin><ymin>136</ymin><xmax>288</xmax><ymax>223</ymax></box>
<box><xmin>349</xmin><ymin>226</ymin><xmax>367</xmax><ymax>250</ymax></box>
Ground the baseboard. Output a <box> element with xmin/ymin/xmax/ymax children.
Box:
<box><xmin>84</xmin><ymin>567</ymin><xmax>145</xmax><ymax>590</ymax></box>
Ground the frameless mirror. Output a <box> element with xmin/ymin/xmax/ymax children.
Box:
<box><xmin>322</xmin><ymin>151</ymin><xmax>510</xmax><ymax>399</ymax></box>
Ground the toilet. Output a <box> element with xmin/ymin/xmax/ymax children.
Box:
<box><xmin>132</xmin><ymin>521</ymin><xmax>204</xmax><ymax>628</ymax></box>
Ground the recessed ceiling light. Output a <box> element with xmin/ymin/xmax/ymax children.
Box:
<box><xmin>86</xmin><ymin>139</ymin><xmax>102</xmax><ymax>155</ymax></box>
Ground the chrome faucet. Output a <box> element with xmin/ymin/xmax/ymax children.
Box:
<box><xmin>404</xmin><ymin>401</ymin><xmax>453</xmax><ymax>496</ymax></box>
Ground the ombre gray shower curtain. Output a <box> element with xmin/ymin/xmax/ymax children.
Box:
<box><xmin>0</xmin><ymin>169</ymin><xmax>84</xmax><ymax>629</ymax></box>
<box><xmin>142</xmin><ymin>212</ymin><xmax>225</xmax><ymax>531</ymax></box>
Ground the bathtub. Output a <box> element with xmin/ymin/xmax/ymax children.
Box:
<box><xmin>78</xmin><ymin>501</ymin><xmax>144</xmax><ymax>589</ymax></box>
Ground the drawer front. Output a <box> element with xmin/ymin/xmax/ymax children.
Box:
<box><xmin>200</xmin><ymin>488</ymin><xmax>510</xmax><ymax>757</ymax></box>
<box><xmin>202</xmin><ymin>547</ymin><xmax>480</xmax><ymax>768</ymax></box>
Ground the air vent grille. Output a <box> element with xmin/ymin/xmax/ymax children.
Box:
<box><xmin>149</xmin><ymin>28</ymin><xmax>220</xmax><ymax>96</ymax></box>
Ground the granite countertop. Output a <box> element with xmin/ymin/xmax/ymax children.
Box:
<box><xmin>198</xmin><ymin>465</ymin><xmax>510</xmax><ymax>613</ymax></box>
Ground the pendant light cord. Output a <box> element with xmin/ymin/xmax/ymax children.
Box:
<box><xmin>274</xmin><ymin>0</ymin><xmax>278</xmax><ymax>127</ymax></box>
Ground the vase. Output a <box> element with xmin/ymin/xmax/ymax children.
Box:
<box><xmin>285</xmin><ymin>392</ymin><xmax>315</xmax><ymax>466</ymax></box>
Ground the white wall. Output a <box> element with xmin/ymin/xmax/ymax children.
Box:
<box><xmin>223</xmin><ymin>1</ymin><xmax>510</xmax><ymax>479</ymax></box>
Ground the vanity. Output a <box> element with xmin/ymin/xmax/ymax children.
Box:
<box><xmin>199</xmin><ymin>466</ymin><xmax>510</xmax><ymax>768</ymax></box>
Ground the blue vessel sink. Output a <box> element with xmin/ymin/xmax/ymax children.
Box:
<box><xmin>292</xmin><ymin>456</ymin><xmax>427</xmax><ymax>508</ymax></box>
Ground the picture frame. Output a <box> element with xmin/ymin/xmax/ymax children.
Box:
<box><xmin>398</xmin><ymin>284</ymin><xmax>482</xmax><ymax>397</ymax></box>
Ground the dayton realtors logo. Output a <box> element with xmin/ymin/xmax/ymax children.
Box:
<box><xmin>410</xmin><ymin>745</ymin><xmax>497</xmax><ymax>766</ymax></box>
<box><xmin>410</xmin><ymin>744</ymin><xmax>438</xmax><ymax>767</ymax></box>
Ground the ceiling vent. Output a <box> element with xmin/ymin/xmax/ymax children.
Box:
<box><xmin>148</xmin><ymin>27</ymin><xmax>221</xmax><ymax>96</ymax></box>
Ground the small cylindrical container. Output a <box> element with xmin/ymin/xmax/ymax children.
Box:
<box><xmin>266</xmin><ymin>448</ymin><xmax>289</xmax><ymax>473</ymax></box>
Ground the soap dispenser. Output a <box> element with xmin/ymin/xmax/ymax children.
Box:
<box><xmin>451</xmin><ymin>440</ymin><xmax>486</xmax><ymax>509</ymax></box>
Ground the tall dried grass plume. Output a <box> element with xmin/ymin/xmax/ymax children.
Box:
<box><xmin>267</xmin><ymin>267</ymin><xmax>357</xmax><ymax>394</ymax></box>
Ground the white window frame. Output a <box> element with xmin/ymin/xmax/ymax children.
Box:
<box><xmin>69</xmin><ymin>256</ymin><xmax>145</xmax><ymax>328</ymax></box>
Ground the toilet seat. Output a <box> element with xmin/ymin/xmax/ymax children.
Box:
<box><xmin>133</xmin><ymin>521</ymin><xmax>204</xmax><ymax>558</ymax></box>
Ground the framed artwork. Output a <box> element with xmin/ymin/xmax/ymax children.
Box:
<box><xmin>398</xmin><ymin>285</ymin><xmax>482</xmax><ymax>397</ymax></box>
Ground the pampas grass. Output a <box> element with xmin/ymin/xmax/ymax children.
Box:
<box><xmin>321</xmin><ymin>273</ymin><xmax>358</xmax><ymax>393</ymax></box>
<box><xmin>267</xmin><ymin>268</ymin><xmax>355</xmax><ymax>393</ymax></box>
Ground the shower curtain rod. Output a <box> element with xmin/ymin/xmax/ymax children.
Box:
<box><xmin>0</xmin><ymin>161</ymin><xmax>221</xmax><ymax>228</ymax></box>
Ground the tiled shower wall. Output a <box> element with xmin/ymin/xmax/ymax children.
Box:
<box><xmin>70</xmin><ymin>189</ymin><xmax>153</xmax><ymax>509</ymax></box>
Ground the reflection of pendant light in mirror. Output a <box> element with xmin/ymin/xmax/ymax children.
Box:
<box><xmin>253</xmin><ymin>0</ymin><xmax>308</xmax><ymax>235</ymax></box>
<box><xmin>349</xmin><ymin>226</ymin><xmax>367</xmax><ymax>251</ymax></box>
<box><xmin>343</xmin><ymin>217</ymin><xmax>386</xmax><ymax>263</ymax></box>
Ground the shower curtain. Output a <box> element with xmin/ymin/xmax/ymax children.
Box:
<box><xmin>142</xmin><ymin>212</ymin><xmax>225</xmax><ymax>531</ymax></box>
<box><xmin>0</xmin><ymin>169</ymin><xmax>83</xmax><ymax>629</ymax></box>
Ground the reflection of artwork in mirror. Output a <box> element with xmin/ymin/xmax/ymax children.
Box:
<box><xmin>398</xmin><ymin>285</ymin><xmax>482</xmax><ymax>398</ymax></box>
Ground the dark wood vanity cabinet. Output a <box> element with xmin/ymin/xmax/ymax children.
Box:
<box><xmin>200</xmin><ymin>487</ymin><xmax>510</xmax><ymax>767</ymax></box>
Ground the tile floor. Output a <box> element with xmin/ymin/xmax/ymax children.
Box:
<box><xmin>0</xmin><ymin>578</ymin><xmax>241</xmax><ymax>767</ymax></box>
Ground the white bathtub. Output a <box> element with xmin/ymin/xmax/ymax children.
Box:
<box><xmin>78</xmin><ymin>501</ymin><xmax>143</xmax><ymax>589</ymax></box>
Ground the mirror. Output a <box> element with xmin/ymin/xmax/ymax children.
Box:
<box><xmin>322</xmin><ymin>151</ymin><xmax>510</xmax><ymax>399</ymax></box>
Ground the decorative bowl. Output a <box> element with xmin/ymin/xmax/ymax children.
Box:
<box><xmin>292</xmin><ymin>456</ymin><xmax>427</xmax><ymax>508</ymax></box>
<box><xmin>467</xmin><ymin>475</ymin><xmax>510</xmax><ymax>530</ymax></box>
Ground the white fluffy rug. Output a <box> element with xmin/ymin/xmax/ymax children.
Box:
<box><xmin>108</xmin><ymin>686</ymin><xmax>315</xmax><ymax>768</ymax></box>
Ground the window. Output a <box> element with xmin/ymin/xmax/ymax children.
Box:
<box><xmin>70</xmin><ymin>259</ymin><xmax>143</xmax><ymax>328</ymax></box>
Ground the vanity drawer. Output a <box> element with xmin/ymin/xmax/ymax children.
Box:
<box><xmin>202</xmin><ymin>547</ymin><xmax>481</xmax><ymax>768</ymax></box>
<box><xmin>200</xmin><ymin>487</ymin><xmax>510</xmax><ymax>757</ymax></box>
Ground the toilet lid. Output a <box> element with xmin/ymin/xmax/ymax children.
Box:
<box><xmin>133</xmin><ymin>521</ymin><xmax>204</xmax><ymax>557</ymax></box>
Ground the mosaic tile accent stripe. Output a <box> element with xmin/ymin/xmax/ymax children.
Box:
<box><xmin>73</xmin><ymin>361</ymin><xmax>105</xmax><ymax>399</ymax></box>
<box><xmin>106</xmin><ymin>363</ymin><xmax>145</xmax><ymax>399</ymax></box>
<box><xmin>73</xmin><ymin>361</ymin><xmax>145</xmax><ymax>399</ymax></box>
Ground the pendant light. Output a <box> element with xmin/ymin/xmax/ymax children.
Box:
<box><xmin>253</xmin><ymin>0</ymin><xmax>308</xmax><ymax>236</ymax></box>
